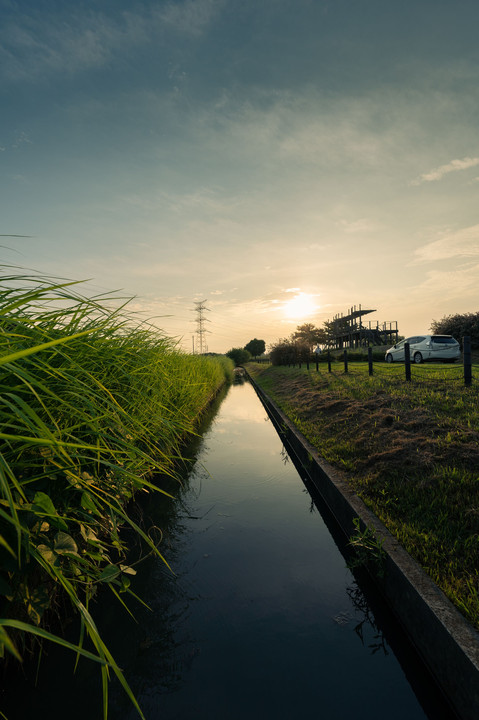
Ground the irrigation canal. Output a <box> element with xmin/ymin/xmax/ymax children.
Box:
<box><xmin>2</xmin><ymin>378</ymin><xmax>456</xmax><ymax>719</ymax></box>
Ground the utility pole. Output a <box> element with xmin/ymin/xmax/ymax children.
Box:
<box><xmin>192</xmin><ymin>299</ymin><xmax>210</xmax><ymax>355</ymax></box>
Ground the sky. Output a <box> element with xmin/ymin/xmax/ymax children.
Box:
<box><xmin>1</xmin><ymin>0</ymin><xmax>479</xmax><ymax>354</ymax></box>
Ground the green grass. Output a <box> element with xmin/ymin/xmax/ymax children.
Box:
<box><xmin>0</xmin><ymin>267</ymin><xmax>233</xmax><ymax>718</ymax></box>
<box><xmin>247</xmin><ymin>361</ymin><xmax>479</xmax><ymax>629</ymax></box>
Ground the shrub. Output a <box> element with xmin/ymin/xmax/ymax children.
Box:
<box><xmin>431</xmin><ymin>312</ymin><xmax>479</xmax><ymax>349</ymax></box>
<box><xmin>270</xmin><ymin>340</ymin><xmax>311</xmax><ymax>366</ymax></box>
<box><xmin>226</xmin><ymin>347</ymin><xmax>251</xmax><ymax>366</ymax></box>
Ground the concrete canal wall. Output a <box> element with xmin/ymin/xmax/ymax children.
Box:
<box><xmin>247</xmin><ymin>373</ymin><xmax>479</xmax><ymax>720</ymax></box>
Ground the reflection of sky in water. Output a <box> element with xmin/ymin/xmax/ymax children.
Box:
<box><xmin>105</xmin><ymin>381</ymin><xmax>447</xmax><ymax>720</ymax></box>
<box><xmin>5</xmin><ymin>381</ymin><xmax>449</xmax><ymax>720</ymax></box>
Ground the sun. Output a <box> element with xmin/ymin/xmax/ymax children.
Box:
<box><xmin>283</xmin><ymin>293</ymin><xmax>317</xmax><ymax>320</ymax></box>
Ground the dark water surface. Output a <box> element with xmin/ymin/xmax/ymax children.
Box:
<box><xmin>1</xmin><ymin>380</ymin><xmax>454</xmax><ymax>719</ymax></box>
<box><xmin>106</xmin><ymin>379</ymin><xmax>452</xmax><ymax>720</ymax></box>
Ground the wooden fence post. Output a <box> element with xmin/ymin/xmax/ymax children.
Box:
<box><xmin>464</xmin><ymin>336</ymin><xmax>472</xmax><ymax>387</ymax></box>
<box><xmin>327</xmin><ymin>350</ymin><xmax>331</xmax><ymax>373</ymax></box>
<box><xmin>404</xmin><ymin>342</ymin><xmax>411</xmax><ymax>381</ymax></box>
<box><xmin>343</xmin><ymin>349</ymin><xmax>348</xmax><ymax>373</ymax></box>
<box><xmin>368</xmin><ymin>347</ymin><xmax>373</xmax><ymax>375</ymax></box>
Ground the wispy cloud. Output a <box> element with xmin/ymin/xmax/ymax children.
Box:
<box><xmin>0</xmin><ymin>0</ymin><xmax>225</xmax><ymax>85</ymax></box>
<box><xmin>0</xmin><ymin>12</ymin><xmax>143</xmax><ymax>80</ymax></box>
<box><xmin>412</xmin><ymin>156</ymin><xmax>479</xmax><ymax>185</ymax></box>
<box><xmin>338</xmin><ymin>218</ymin><xmax>380</xmax><ymax>234</ymax></box>
<box><xmin>414</xmin><ymin>224</ymin><xmax>479</xmax><ymax>262</ymax></box>
<box><xmin>411</xmin><ymin>263</ymin><xmax>479</xmax><ymax>303</ymax></box>
<box><xmin>156</xmin><ymin>0</ymin><xmax>224</xmax><ymax>37</ymax></box>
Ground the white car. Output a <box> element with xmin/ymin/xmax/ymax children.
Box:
<box><xmin>385</xmin><ymin>335</ymin><xmax>461</xmax><ymax>364</ymax></box>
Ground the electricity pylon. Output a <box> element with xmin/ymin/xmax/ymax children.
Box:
<box><xmin>192</xmin><ymin>299</ymin><xmax>210</xmax><ymax>354</ymax></box>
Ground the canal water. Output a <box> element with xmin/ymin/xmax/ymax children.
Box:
<box><xmin>0</xmin><ymin>378</ymin><xmax>454</xmax><ymax>719</ymax></box>
<box><xmin>105</xmin><ymin>378</ymin><xmax>452</xmax><ymax>720</ymax></box>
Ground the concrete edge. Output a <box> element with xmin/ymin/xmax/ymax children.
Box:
<box><xmin>247</xmin><ymin>372</ymin><xmax>479</xmax><ymax>720</ymax></box>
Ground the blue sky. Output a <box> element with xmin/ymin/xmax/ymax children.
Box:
<box><xmin>1</xmin><ymin>0</ymin><xmax>479</xmax><ymax>352</ymax></box>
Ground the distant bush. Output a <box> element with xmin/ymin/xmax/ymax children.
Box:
<box><xmin>269</xmin><ymin>342</ymin><xmax>293</xmax><ymax>366</ymax></box>
<box><xmin>431</xmin><ymin>312</ymin><xmax>479</xmax><ymax>349</ymax></box>
<box><xmin>226</xmin><ymin>347</ymin><xmax>251</xmax><ymax>366</ymax></box>
<box><xmin>269</xmin><ymin>340</ymin><xmax>312</xmax><ymax>366</ymax></box>
<box><xmin>270</xmin><ymin>341</ymin><xmax>390</xmax><ymax>366</ymax></box>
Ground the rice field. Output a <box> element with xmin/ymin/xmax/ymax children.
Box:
<box><xmin>0</xmin><ymin>267</ymin><xmax>233</xmax><ymax>719</ymax></box>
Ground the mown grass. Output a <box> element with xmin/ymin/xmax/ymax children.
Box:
<box><xmin>0</xmin><ymin>267</ymin><xmax>233</xmax><ymax>719</ymax></box>
<box><xmin>247</xmin><ymin>360</ymin><xmax>479</xmax><ymax>630</ymax></box>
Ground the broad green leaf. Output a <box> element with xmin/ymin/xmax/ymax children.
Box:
<box><xmin>36</xmin><ymin>544</ymin><xmax>57</xmax><ymax>565</ymax></box>
<box><xmin>99</xmin><ymin>564</ymin><xmax>120</xmax><ymax>582</ymax></box>
<box><xmin>31</xmin><ymin>492</ymin><xmax>68</xmax><ymax>531</ymax></box>
<box><xmin>32</xmin><ymin>491</ymin><xmax>56</xmax><ymax>516</ymax></box>
<box><xmin>119</xmin><ymin>564</ymin><xmax>136</xmax><ymax>576</ymax></box>
<box><xmin>54</xmin><ymin>532</ymin><xmax>79</xmax><ymax>557</ymax></box>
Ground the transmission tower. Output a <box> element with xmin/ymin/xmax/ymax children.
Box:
<box><xmin>192</xmin><ymin>299</ymin><xmax>210</xmax><ymax>354</ymax></box>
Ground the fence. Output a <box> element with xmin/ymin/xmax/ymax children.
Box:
<box><xmin>279</xmin><ymin>337</ymin><xmax>474</xmax><ymax>387</ymax></box>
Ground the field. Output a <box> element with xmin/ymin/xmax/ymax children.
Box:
<box><xmin>0</xmin><ymin>269</ymin><xmax>233</xmax><ymax>719</ymax></box>
<box><xmin>246</xmin><ymin>360</ymin><xmax>479</xmax><ymax>630</ymax></box>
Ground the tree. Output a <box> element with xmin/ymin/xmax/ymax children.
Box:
<box><xmin>226</xmin><ymin>347</ymin><xmax>251</xmax><ymax>366</ymax></box>
<box><xmin>430</xmin><ymin>312</ymin><xmax>479</xmax><ymax>349</ymax></box>
<box><xmin>269</xmin><ymin>340</ymin><xmax>295</xmax><ymax>366</ymax></box>
<box><xmin>269</xmin><ymin>339</ymin><xmax>310</xmax><ymax>366</ymax></box>
<box><xmin>292</xmin><ymin>323</ymin><xmax>327</xmax><ymax>349</ymax></box>
<box><xmin>244</xmin><ymin>338</ymin><xmax>266</xmax><ymax>358</ymax></box>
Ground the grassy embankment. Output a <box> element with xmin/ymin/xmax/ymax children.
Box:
<box><xmin>247</xmin><ymin>359</ymin><xmax>479</xmax><ymax>630</ymax></box>
<box><xmin>0</xmin><ymin>269</ymin><xmax>233</xmax><ymax>719</ymax></box>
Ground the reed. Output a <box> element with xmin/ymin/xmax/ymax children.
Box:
<box><xmin>0</xmin><ymin>267</ymin><xmax>233</xmax><ymax>718</ymax></box>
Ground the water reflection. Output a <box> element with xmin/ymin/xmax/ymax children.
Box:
<box><xmin>107</xmin><ymin>381</ymin><xmax>453</xmax><ymax>720</ymax></box>
<box><xmin>0</xmin><ymin>380</ymin><xmax>456</xmax><ymax>720</ymax></box>
<box><xmin>347</xmin><ymin>583</ymin><xmax>389</xmax><ymax>656</ymax></box>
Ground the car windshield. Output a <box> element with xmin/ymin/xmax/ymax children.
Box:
<box><xmin>432</xmin><ymin>336</ymin><xmax>457</xmax><ymax>344</ymax></box>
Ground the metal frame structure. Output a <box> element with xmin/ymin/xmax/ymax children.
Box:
<box><xmin>327</xmin><ymin>304</ymin><xmax>398</xmax><ymax>349</ymax></box>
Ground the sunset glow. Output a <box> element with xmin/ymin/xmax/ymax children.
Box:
<box><xmin>283</xmin><ymin>293</ymin><xmax>318</xmax><ymax>320</ymax></box>
<box><xmin>2</xmin><ymin>1</ymin><xmax>479</xmax><ymax>353</ymax></box>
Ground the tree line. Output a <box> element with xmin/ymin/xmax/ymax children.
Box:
<box><xmin>225</xmin><ymin>312</ymin><xmax>479</xmax><ymax>367</ymax></box>
<box><xmin>226</xmin><ymin>338</ymin><xmax>266</xmax><ymax>365</ymax></box>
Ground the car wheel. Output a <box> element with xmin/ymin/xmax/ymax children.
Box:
<box><xmin>413</xmin><ymin>352</ymin><xmax>423</xmax><ymax>364</ymax></box>
<box><xmin>386</xmin><ymin>354</ymin><xmax>393</xmax><ymax>363</ymax></box>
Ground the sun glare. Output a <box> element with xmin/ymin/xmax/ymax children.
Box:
<box><xmin>283</xmin><ymin>293</ymin><xmax>317</xmax><ymax>320</ymax></box>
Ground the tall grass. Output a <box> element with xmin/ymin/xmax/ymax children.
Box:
<box><xmin>0</xmin><ymin>267</ymin><xmax>233</xmax><ymax>718</ymax></box>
